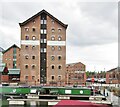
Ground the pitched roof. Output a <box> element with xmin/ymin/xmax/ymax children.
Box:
<box><xmin>107</xmin><ymin>67</ymin><xmax>119</xmax><ymax>72</ymax></box>
<box><xmin>2</xmin><ymin>44</ymin><xmax>20</xmax><ymax>54</ymax></box>
<box><xmin>66</xmin><ymin>62</ymin><xmax>85</xmax><ymax>67</ymax></box>
<box><xmin>19</xmin><ymin>9</ymin><xmax>68</xmax><ymax>28</ymax></box>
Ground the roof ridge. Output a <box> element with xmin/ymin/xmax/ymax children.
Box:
<box><xmin>2</xmin><ymin>44</ymin><xmax>20</xmax><ymax>54</ymax></box>
<box><xmin>19</xmin><ymin>9</ymin><xmax>68</xmax><ymax>28</ymax></box>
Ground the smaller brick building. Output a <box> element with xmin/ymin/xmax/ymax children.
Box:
<box><xmin>0</xmin><ymin>63</ymin><xmax>9</xmax><ymax>83</ymax></box>
<box><xmin>2</xmin><ymin>44</ymin><xmax>20</xmax><ymax>82</ymax></box>
<box><xmin>65</xmin><ymin>62</ymin><xmax>86</xmax><ymax>85</ymax></box>
<box><xmin>106</xmin><ymin>67</ymin><xmax>120</xmax><ymax>84</ymax></box>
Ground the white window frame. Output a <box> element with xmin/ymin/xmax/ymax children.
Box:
<box><xmin>44</xmin><ymin>29</ymin><xmax>47</xmax><ymax>34</ymax></box>
<box><xmin>44</xmin><ymin>39</ymin><xmax>47</xmax><ymax>43</ymax></box>
<box><xmin>41</xmin><ymin>29</ymin><xmax>44</xmax><ymax>34</ymax></box>
<box><xmin>44</xmin><ymin>48</ymin><xmax>46</xmax><ymax>53</ymax></box>
<box><xmin>44</xmin><ymin>20</ymin><xmax>47</xmax><ymax>24</ymax></box>
<box><xmin>41</xmin><ymin>48</ymin><xmax>44</xmax><ymax>53</ymax></box>
<box><xmin>41</xmin><ymin>39</ymin><xmax>44</xmax><ymax>43</ymax></box>
<box><xmin>41</xmin><ymin>20</ymin><xmax>44</xmax><ymax>24</ymax></box>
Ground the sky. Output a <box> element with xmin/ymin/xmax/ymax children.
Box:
<box><xmin>0</xmin><ymin>0</ymin><xmax>118</xmax><ymax>72</ymax></box>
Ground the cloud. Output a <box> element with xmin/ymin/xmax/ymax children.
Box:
<box><xmin>66</xmin><ymin>43</ymin><xmax>118</xmax><ymax>71</ymax></box>
<box><xmin>67</xmin><ymin>2</ymin><xmax>118</xmax><ymax>47</ymax></box>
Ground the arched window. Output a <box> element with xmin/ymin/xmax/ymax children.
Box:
<box><xmin>25</xmin><ymin>55</ymin><xmax>29</xmax><ymax>59</ymax></box>
<box><xmin>51</xmin><ymin>56</ymin><xmax>55</xmax><ymax>61</ymax></box>
<box><xmin>51</xmin><ymin>46</ymin><xmax>55</xmax><ymax>51</ymax></box>
<box><xmin>51</xmin><ymin>28</ymin><xmax>55</xmax><ymax>33</ymax></box>
<box><xmin>51</xmin><ymin>36</ymin><xmax>55</xmax><ymax>41</ymax></box>
<box><xmin>52</xmin><ymin>65</ymin><xmax>55</xmax><ymax>69</ymax></box>
<box><xmin>32</xmin><ymin>56</ymin><xmax>35</xmax><ymax>59</ymax></box>
<box><xmin>58</xmin><ymin>36</ymin><xmax>62</xmax><ymax>41</ymax></box>
<box><xmin>58</xmin><ymin>46</ymin><xmax>62</xmax><ymax>51</ymax></box>
<box><xmin>58</xmin><ymin>56</ymin><xmax>62</xmax><ymax>60</ymax></box>
<box><xmin>32</xmin><ymin>36</ymin><xmax>36</xmax><ymax>40</ymax></box>
<box><xmin>25</xmin><ymin>65</ymin><xmax>28</xmax><ymax>69</ymax></box>
<box><xmin>32</xmin><ymin>65</ymin><xmax>35</xmax><ymax>69</ymax></box>
<box><xmin>58</xmin><ymin>65</ymin><xmax>62</xmax><ymax>70</ymax></box>
<box><xmin>25</xmin><ymin>36</ymin><xmax>29</xmax><ymax>40</ymax></box>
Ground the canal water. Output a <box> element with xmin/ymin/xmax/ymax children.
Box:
<box><xmin>0</xmin><ymin>96</ymin><xmax>51</xmax><ymax>107</ymax></box>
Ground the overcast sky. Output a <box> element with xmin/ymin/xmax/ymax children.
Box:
<box><xmin>0</xmin><ymin>0</ymin><xmax>118</xmax><ymax>72</ymax></box>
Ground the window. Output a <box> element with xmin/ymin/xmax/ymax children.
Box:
<box><xmin>32</xmin><ymin>46</ymin><xmax>36</xmax><ymax>49</ymax></box>
<box><xmin>41</xmin><ymin>29</ymin><xmax>44</xmax><ymax>34</ymax></box>
<box><xmin>25</xmin><ymin>45</ymin><xmax>28</xmax><ymax>49</ymax></box>
<box><xmin>25</xmin><ymin>65</ymin><xmax>28</xmax><ymax>69</ymax></box>
<box><xmin>52</xmin><ymin>76</ymin><xmax>54</xmax><ymax>80</ymax></box>
<box><xmin>41</xmin><ymin>48</ymin><xmax>44</xmax><ymax>53</ymax></box>
<box><xmin>32</xmin><ymin>65</ymin><xmax>35</xmax><ymax>69</ymax></box>
<box><xmin>51</xmin><ymin>28</ymin><xmax>55</xmax><ymax>33</ymax></box>
<box><xmin>32</xmin><ymin>28</ymin><xmax>35</xmax><ymax>32</ymax></box>
<box><xmin>41</xmin><ymin>20</ymin><xmax>47</xmax><ymax>24</ymax></box>
<box><xmin>41</xmin><ymin>39</ymin><xmax>44</xmax><ymax>43</ymax></box>
<box><xmin>44</xmin><ymin>29</ymin><xmax>47</xmax><ymax>34</ymax></box>
<box><xmin>32</xmin><ymin>36</ymin><xmax>36</xmax><ymax>40</ymax></box>
<box><xmin>58</xmin><ymin>36</ymin><xmax>62</xmax><ymax>41</ymax></box>
<box><xmin>41</xmin><ymin>29</ymin><xmax>46</xmax><ymax>34</ymax></box>
<box><xmin>44</xmin><ymin>48</ymin><xmax>46</xmax><ymax>52</ymax></box>
<box><xmin>51</xmin><ymin>56</ymin><xmax>55</xmax><ymax>61</ymax></box>
<box><xmin>33</xmin><ymin>20</ymin><xmax>35</xmax><ymax>23</ymax></box>
<box><xmin>51</xmin><ymin>46</ymin><xmax>55</xmax><ymax>51</ymax></box>
<box><xmin>58</xmin><ymin>46</ymin><xmax>62</xmax><ymax>51</ymax></box>
<box><xmin>58</xmin><ymin>76</ymin><xmax>61</xmax><ymax>80</ymax></box>
<box><xmin>44</xmin><ymin>20</ymin><xmax>47</xmax><ymax>24</ymax></box>
<box><xmin>58</xmin><ymin>65</ymin><xmax>62</xmax><ymax>69</ymax></box>
<box><xmin>58</xmin><ymin>28</ymin><xmax>61</xmax><ymax>32</ymax></box>
<box><xmin>32</xmin><ymin>56</ymin><xmax>35</xmax><ymax>59</ymax></box>
<box><xmin>32</xmin><ymin>76</ymin><xmax>35</xmax><ymax>80</ymax></box>
<box><xmin>41</xmin><ymin>20</ymin><xmax>44</xmax><ymax>24</ymax></box>
<box><xmin>25</xmin><ymin>55</ymin><xmax>29</xmax><ymax>59</ymax></box>
<box><xmin>25</xmin><ymin>28</ymin><xmax>29</xmax><ymax>31</ymax></box>
<box><xmin>25</xmin><ymin>36</ymin><xmax>29</xmax><ymax>40</ymax></box>
<box><xmin>51</xmin><ymin>36</ymin><xmax>55</xmax><ymax>41</ymax></box>
<box><xmin>51</xmin><ymin>20</ymin><xmax>54</xmax><ymax>24</ymax></box>
<box><xmin>52</xmin><ymin>65</ymin><xmax>54</xmax><ymax>69</ymax></box>
<box><xmin>25</xmin><ymin>76</ymin><xmax>28</xmax><ymax>80</ymax></box>
<box><xmin>44</xmin><ymin>39</ymin><xmax>46</xmax><ymax>43</ymax></box>
<box><xmin>58</xmin><ymin>56</ymin><xmax>62</xmax><ymax>60</ymax></box>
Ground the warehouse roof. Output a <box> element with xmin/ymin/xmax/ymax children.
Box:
<box><xmin>19</xmin><ymin>9</ymin><xmax>68</xmax><ymax>28</ymax></box>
